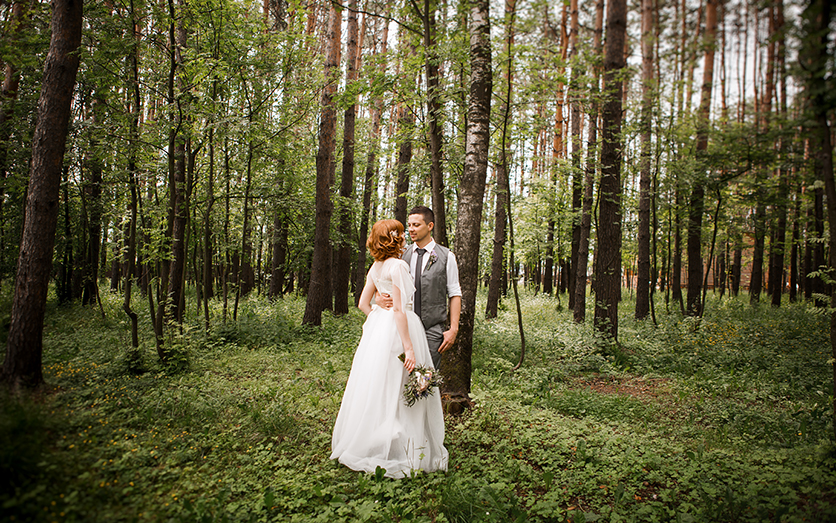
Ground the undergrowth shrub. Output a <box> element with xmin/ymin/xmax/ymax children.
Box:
<box><xmin>0</xmin><ymin>286</ymin><xmax>833</xmax><ymax>522</ymax></box>
<box><xmin>0</xmin><ymin>392</ymin><xmax>48</xmax><ymax>492</ymax></box>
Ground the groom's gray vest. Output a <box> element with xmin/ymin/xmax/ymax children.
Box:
<box><xmin>403</xmin><ymin>244</ymin><xmax>449</xmax><ymax>330</ymax></box>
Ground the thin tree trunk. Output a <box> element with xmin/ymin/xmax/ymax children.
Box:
<box><xmin>81</xmin><ymin>93</ymin><xmax>104</xmax><ymax>306</ymax></box>
<box><xmin>270</xmin><ymin>208</ymin><xmax>288</xmax><ymax>299</ymax></box>
<box><xmin>393</xmin><ymin>103</ymin><xmax>413</xmax><ymax>227</ymax></box>
<box><xmin>354</xmin><ymin>10</ymin><xmax>388</xmax><ymax>305</ymax></box>
<box><xmin>636</xmin><ymin>0</ymin><xmax>653</xmax><ymax>320</ymax></box>
<box><xmin>123</xmin><ymin>3</ymin><xmax>141</xmax><ymax>348</ymax></box>
<box><xmin>486</xmin><ymin>0</ymin><xmax>515</xmax><ymax>320</ymax></box>
<box><xmin>770</xmin><ymin>0</ymin><xmax>788</xmax><ymax>307</ymax></box>
<box><xmin>686</xmin><ymin>0</ymin><xmax>718</xmax><ymax>317</ymax></box>
<box><xmin>302</xmin><ymin>3</ymin><xmax>341</xmax><ymax>326</ymax></box>
<box><xmin>203</xmin><ymin>129</ymin><xmax>215</xmax><ymax>327</ymax></box>
<box><xmin>790</xmin><ymin>183</ymin><xmax>800</xmax><ymax>302</ymax></box>
<box><xmin>415</xmin><ymin>0</ymin><xmax>448</xmax><ymax>247</ymax></box>
<box><xmin>234</xmin><ymin>143</ymin><xmax>254</xmax><ymax>321</ymax></box>
<box><xmin>574</xmin><ymin>0</ymin><xmax>603</xmax><ymax>324</ymax></box>
<box><xmin>334</xmin><ymin>0</ymin><xmax>360</xmax><ymax>315</ymax></box>
<box><xmin>222</xmin><ymin>142</ymin><xmax>231</xmax><ymax>322</ymax></box>
<box><xmin>568</xmin><ymin>0</ymin><xmax>581</xmax><ymax>309</ymax></box>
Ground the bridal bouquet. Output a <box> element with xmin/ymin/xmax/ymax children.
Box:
<box><xmin>398</xmin><ymin>354</ymin><xmax>444</xmax><ymax>407</ymax></box>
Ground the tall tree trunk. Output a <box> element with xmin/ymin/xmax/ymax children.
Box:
<box><xmin>444</xmin><ymin>0</ymin><xmax>491</xmax><ymax>412</ymax></box>
<box><xmin>415</xmin><ymin>0</ymin><xmax>448</xmax><ymax>247</ymax></box>
<box><xmin>568</xmin><ymin>0</ymin><xmax>581</xmax><ymax>309</ymax></box>
<box><xmin>543</xmin><ymin>2</ymin><xmax>568</xmax><ymax>299</ymax></box>
<box><xmin>672</xmin><ymin>187</ymin><xmax>684</xmax><ymax>310</ymax></box>
<box><xmin>203</xmin><ymin>128</ymin><xmax>215</xmax><ymax>326</ymax></box>
<box><xmin>574</xmin><ymin>0</ymin><xmax>603</xmax><ymax>324</ymax></box>
<box><xmin>543</xmin><ymin>216</ymin><xmax>555</xmax><ymax>296</ymax></box>
<box><xmin>486</xmin><ymin>0</ymin><xmax>515</xmax><ymax>320</ymax></box>
<box><xmin>790</xmin><ymin>183</ymin><xmax>801</xmax><ymax>302</ymax></box>
<box><xmin>635</xmin><ymin>0</ymin><xmax>654</xmax><ymax>320</ymax></box>
<box><xmin>810</xmin><ymin>187</ymin><xmax>826</xmax><ymax>302</ymax></box>
<box><xmin>302</xmin><ymin>3</ymin><xmax>341</xmax><ymax>326</ymax></box>
<box><xmin>751</xmin><ymin>2</ymin><xmax>775</xmax><ymax>306</ymax></box>
<box><xmin>769</xmin><ymin>0</ymin><xmax>788</xmax><ymax>307</ymax></box>
<box><xmin>354</xmin><ymin>11</ymin><xmax>388</xmax><ymax>305</ymax></box>
<box><xmin>2</xmin><ymin>0</ymin><xmax>82</xmax><ymax>390</ymax></box>
<box><xmin>57</xmin><ymin>165</ymin><xmax>73</xmax><ymax>303</ymax></box>
<box><xmin>732</xmin><ymin>243</ymin><xmax>742</xmax><ymax>296</ymax></box>
<box><xmin>686</xmin><ymin>0</ymin><xmax>718</xmax><ymax>316</ymax></box>
<box><xmin>234</xmin><ymin>144</ymin><xmax>254</xmax><ymax>321</ymax></box>
<box><xmin>393</xmin><ymin>103</ymin><xmax>413</xmax><ymax>227</ymax></box>
<box><xmin>124</xmin><ymin>5</ymin><xmax>141</xmax><ymax>348</ymax></box>
<box><xmin>800</xmin><ymin>0</ymin><xmax>836</xmax><ymax>440</ymax></box>
<box><xmin>167</xmin><ymin>0</ymin><xmax>189</xmax><ymax>325</ymax></box>
<box><xmin>270</xmin><ymin>209</ymin><xmax>288</xmax><ymax>299</ymax></box>
<box><xmin>334</xmin><ymin>0</ymin><xmax>360</xmax><ymax>315</ymax></box>
<box><xmin>593</xmin><ymin>0</ymin><xmax>627</xmax><ymax>341</ymax></box>
<box><xmin>81</xmin><ymin>93</ymin><xmax>104</xmax><ymax>307</ymax></box>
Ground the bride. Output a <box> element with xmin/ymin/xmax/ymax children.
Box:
<box><xmin>330</xmin><ymin>219</ymin><xmax>448</xmax><ymax>478</ymax></box>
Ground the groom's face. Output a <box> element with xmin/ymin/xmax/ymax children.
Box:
<box><xmin>408</xmin><ymin>214</ymin><xmax>433</xmax><ymax>246</ymax></box>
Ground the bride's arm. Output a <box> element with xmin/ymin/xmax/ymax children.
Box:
<box><xmin>358</xmin><ymin>277</ymin><xmax>376</xmax><ymax>316</ymax></box>
<box><xmin>390</xmin><ymin>284</ymin><xmax>415</xmax><ymax>373</ymax></box>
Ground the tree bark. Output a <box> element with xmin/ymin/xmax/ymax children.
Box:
<box><xmin>800</xmin><ymin>0</ymin><xmax>836</xmax><ymax>439</ymax></box>
<box><xmin>334</xmin><ymin>0</ymin><xmax>360</xmax><ymax>315</ymax></box>
<box><xmin>444</xmin><ymin>0</ymin><xmax>491</xmax><ymax>411</ymax></box>
<box><xmin>124</xmin><ymin>4</ymin><xmax>141</xmax><ymax>348</ymax></box>
<box><xmin>270</xmin><ymin>208</ymin><xmax>288</xmax><ymax>299</ymax></box>
<box><xmin>167</xmin><ymin>0</ymin><xmax>188</xmax><ymax>325</ymax></box>
<box><xmin>790</xmin><ymin>183</ymin><xmax>801</xmax><ymax>302</ymax></box>
<box><xmin>568</xmin><ymin>0</ymin><xmax>581</xmax><ymax>310</ymax></box>
<box><xmin>574</xmin><ymin>0</ymin><xmax>603</xmax><ymax>324</ymax></box>
<box><xmin>769</xmin><ymin>0</ymin><xmax>788</xmax><ymax>307</ymax></box>
<box><xmin>3</xmin><ymin>0</ymin><xmax>82</xmax><ymax>390</ymax></box>
<box><xmin>636</xmin><ymin>0</ymin><xmax>654</xmax><ymax>320</ymax></box>
<box><xmin>302</xmin><ymin>3</ymin><xmax>341</xmax><ymax>326</ymax></box>
<box><xmin>393</xmin><ymin>103</ymin><xmax>413</xmax><ymax>227</ymax></box>
<box><xmin>234</xmin><ymin>144</ymin><xmax>254</xmax><ymax>321</ymax></box>
<box><xmin>415</xmin><ymin>0</ymin><xmax>448</xmax><ymax>247</ymax></box>
<box><xmin>81</xmin><ymin>93</ymin><xmax>103</xmax><ymax>307</ymax></box>
<box><xmin>686</xmin><ymin>0</ymin><xmax>718</xmax><ymax>316</ymax></box>
<box><xmin>593</xmin><ymin>0</ymin><xmax>627</xmax><ymax>341</ymax></box>
<box><xmin>486</xmin><ymin>0</ymin><xmax>515</xmax><ymax>320</ymax></box>
<box><xmin>354</xmin><ymin>12</ymin><xmax>388</xmax><ymax>305</ymax></box>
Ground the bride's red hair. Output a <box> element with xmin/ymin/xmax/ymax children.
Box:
<box><xmin>367</xmin><ymin>219</ymin><xmax>405</xmax><ymax>261</ymax></box>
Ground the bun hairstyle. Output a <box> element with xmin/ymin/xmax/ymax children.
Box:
<box><xmin>367</xmin><ymin>219</ymin><xmax>405</xmax><ymax>261</ymax></box>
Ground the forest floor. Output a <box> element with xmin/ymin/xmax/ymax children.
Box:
<box><xmin>2</xmin><ymin>287</ymin><xmax>836</xmax><ymax>522</ymax></box>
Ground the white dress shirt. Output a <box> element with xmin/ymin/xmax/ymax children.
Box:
<box><xmin>408</xmin><ymin>240</ymin><xmax>462</xmax><ymax>298</ymax></box>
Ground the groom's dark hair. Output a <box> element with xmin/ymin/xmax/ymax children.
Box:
<box><xmin>409</xmin><ymin>206</ymin><xmax>435</xmax><ymax>226</ymax></box>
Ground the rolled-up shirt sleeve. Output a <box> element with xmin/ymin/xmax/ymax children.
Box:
<box><xmin>446</xmin><ymin>251</ymin><xmax>462</xmax><ymax>297</ymax></box>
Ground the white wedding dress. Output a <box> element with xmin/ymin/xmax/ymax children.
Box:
<box><xmin>330</xmin><ymin>257</ymin><xmax>448</xmax><ymax>478</ymax></box>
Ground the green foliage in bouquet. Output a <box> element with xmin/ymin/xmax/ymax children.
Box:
<box><xmin>399</xmin><ymin>353</ymin><xmax>444</xmax><ymax>407</ymax></box>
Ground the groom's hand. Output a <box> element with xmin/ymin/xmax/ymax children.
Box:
<box><xmin>439</xmin><ymin>328</ymin><xmax>458</xmax><ymax>353</ymax></box>
<box><xmin>377</xmin><ymin>292</ymin><xmax>393</xmax><ymax>309</ymax></box>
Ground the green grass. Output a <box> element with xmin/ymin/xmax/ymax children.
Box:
<box><xmin>1</xmin><ymin>287</ymin><xmax>835</xmax><ymax>522</ymax></box>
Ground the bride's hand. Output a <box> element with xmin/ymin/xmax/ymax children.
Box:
<box><xmin>402</xmin><ymin>346</ymin><xmax>416</xmax><ymax>373</ymax></box>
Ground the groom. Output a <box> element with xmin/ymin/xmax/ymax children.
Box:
<box><xmin>382</xmin><ymin>206</ymin><xmax>461</xmax><ymax>369</ymax></box>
